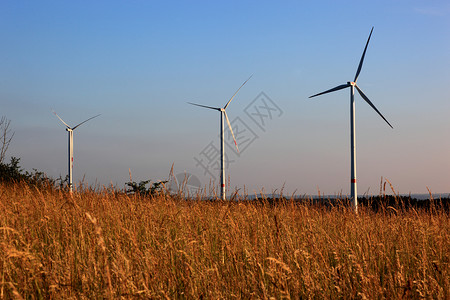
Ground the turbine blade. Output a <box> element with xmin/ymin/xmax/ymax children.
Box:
<box><xmin>354</xmin><ymin>27</ymin><xmax>374</xmax><ymax>82</ymax></box>
<box><xmin>72</xmin><ymin>114</ymin><xmax>101</xmax><ymax>130</ymax></box>
<box><xmin>224</xmin><ymin>111</ymin><xmax>239</xmax><ymax>153</ymax></box>
<box><xmin>309</xmin><ymin>84</ymin><xmax>350</xmax><ymax>98</ymax></box>
<box><xmin>223</xmin><ymin>75</ymin><xmax>253</xmax><ymax>109</ymax></box>
<box><xmin>187</xmin><ymin>102</ymin><xmax>221</xmax><ymax>111</ymax></box>
<box><xmin>355</xmin><ymin>84</ymin><xmax>393</xmax><ymax>129</ymax></box>
<box><xmin>52</xmin><ymin>110</ymin><xmax>71</xmax><ymax>129</ymax></box>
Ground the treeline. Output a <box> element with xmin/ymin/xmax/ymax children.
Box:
<box><xmin>0</xmin><ymin>156</ymin><xmax>64</xmax><ymax>188</ymax></box>
<box><xmin>0</xmin><ymin>155</ymin><xmax>166</xmax><ymax>196</ymax></box>
<box><xmin>248</xmin><ymin>194</ymin><xmax>450</xmax><ymax>213</ymax></box>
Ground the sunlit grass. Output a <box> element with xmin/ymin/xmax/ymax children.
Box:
<box><xmin>0</xmin><ymin>182</ymin><xmax>448</xmax><ymax>298</ymax></box>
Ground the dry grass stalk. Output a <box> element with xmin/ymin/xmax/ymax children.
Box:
<box><xmin>0</xmin><ymin>181</ymin><xmax>448</xmax><ymax>298</ymax></box>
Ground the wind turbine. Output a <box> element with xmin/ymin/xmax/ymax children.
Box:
<box><xmin>309</xmin><ymin>27</ymin><xmax>393</xmax><ymax>211</ymax></box>
<box><xmin>188</xmin><ymin>76</ymin><xmax>252</xmax><ymax>200</ymax></box>
<box><xmin>52</xmin><ymin>110</ymin><xmax>100</xmax><ymax>192</ymax></box>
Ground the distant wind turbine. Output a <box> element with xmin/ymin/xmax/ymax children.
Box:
<box><xmin>309</xmin><ymin>27</ymin><xmax>393</xmax><ymax>211</ymax></box>
<box><xmin>188</xmin><ymin>76</ymin><xmax>252</xmax><ymax>200</ymax></box>
<box><xmin>52</xmin><ymin>110</ymin><xmax>100</xmax><ymax>192</ymax></box>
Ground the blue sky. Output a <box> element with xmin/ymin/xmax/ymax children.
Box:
<box><xmin>1</xmin><ymin>0</ymin><xmax>449</xmax><ymax>196</ymax></box>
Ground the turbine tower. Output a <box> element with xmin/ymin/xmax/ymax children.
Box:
<box><xmin>188</xmin><ymin>76</ymin><xmax>251</xmax><ymax>200</ymax></box>
<box><xmin>52</xmin><ymin>111</ymin><xmax>100</xmax><ymax>192</ymax></box>
<box><xmin>309</xmin><ymin>27</ymin><xmax>393</xmax><ymax>211</ymax></box>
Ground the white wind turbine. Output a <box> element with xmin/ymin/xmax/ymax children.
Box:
<box><xmin>309</xmin><ymin>27</ymin><xmax>393</xmax><ymax>211</ymax></box>
<box><xmin>188</xmin><ymin>76</ymin><xmax>252</xmax><ymax>200</ymax></box>
<box><xmin>52</xmin><ymin>110</ymin><xmax>100</xmax><ymax>192</ymax></box>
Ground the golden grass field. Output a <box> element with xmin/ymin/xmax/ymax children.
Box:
<box><xmin>0</xmin><ymin>182</ymin><xmax>448</xmax><ymax>299</ymax></box>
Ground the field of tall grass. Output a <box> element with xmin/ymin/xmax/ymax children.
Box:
<box><xmin>0</xmin><ymin>182</ymin><xmax>448</xmax><ymax>299</ymax></box>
